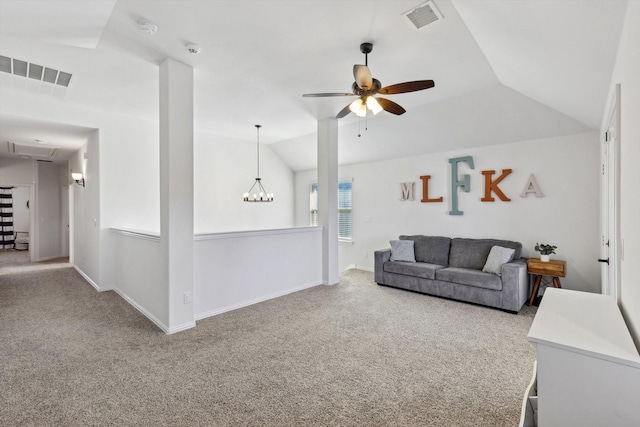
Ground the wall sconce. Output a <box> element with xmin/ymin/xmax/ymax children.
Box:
<box><xmin>72</xmin><ymin>172</ymin><xmax>85</xmax><ymax>187</ymax></box>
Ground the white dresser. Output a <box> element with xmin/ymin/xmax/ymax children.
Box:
<box><xmin>525</xmin><ymin>287</ymin><xmax>640</xmax><ymax>426</ymax></box>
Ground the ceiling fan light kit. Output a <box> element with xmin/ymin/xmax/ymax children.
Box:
<box><xmin>366</xmin><ymin>96</ymin><xmax>383</xmax><ymax>114</ymax></box>
<box><xmin>302</xmin><ymin>42</ymin><xmax>435</xmax><ymax>120</ymax></box>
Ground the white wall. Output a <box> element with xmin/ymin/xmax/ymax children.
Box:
<box><xmin>0</xmin><ymin>158</ymin><xmax>33</xmax><ymax>184</ymax></box>
<box><xmin>605</xmin><ymin>2</ymin><xmax>640</xmax><ymax>347</ymax></box>
<box><xmin>100</xmin><ymin>116</ymin><xmax>160</xmax><ymax>233</ymax></box>
<box><xmin>194</xmin><ymin>130</ymin><xmax>295</xmax><ymax>233</ymax></box>
<box><xmin>296</xmin><ymin>132</ymin><xmax>601</xmax><ymax>293</ymax></box>
<box><xmin>69</xmin><ymin>132</ymin><xmax>101</xmax><ymax>287</ymax></box>
<box><xmin>110</xmin><ymin>229</ymin><xmax>168</xmax><ymax>329</ymax></box>
<box><xmin>194</xmin><ymin>227</ymin><xmax>322</xmax><ymax>319</ymax></box>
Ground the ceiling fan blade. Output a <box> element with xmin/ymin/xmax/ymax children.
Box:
<box><xmin>376</xmin><ymin>97</ymin><xmax>406</xmax><ymax>115</ymax></box>
<box><xmin>353</xmin><ymin>65</ymin><xmax>373</xmax><ymax>90</ymax></box>
<box><xmin>378</xmin><ymin>80</ymin><xmax>435</xmax><ymax>95</ymax></box>
<box><xmin>336</xmin><ymin>103</ymin><xmax>352</xmax><ymax>119</ymax></box>
<box><xmin>302</xmin><ymin>92</ymin><xmax>355</xmax><ymax>97</ymax></box>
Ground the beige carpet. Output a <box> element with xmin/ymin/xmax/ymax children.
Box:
<box><xmin>0</xmin><ymin>249</ymin><xmax>70</xmax><ymax>275</ymax></box>
<box><xmin>0</xmin><ymin>264</ymin><xmax>537</xmax><ymax>426</ymax></box>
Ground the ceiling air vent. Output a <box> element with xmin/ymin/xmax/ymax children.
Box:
<box><xmin>403</xmin><ymin>1</ymin><xmax>444</xmax><ymax>30</ymax></box>
<box><xmin>0</xmin><ymin>55</ymin><xmax>73</xmax><ymax>87</ymax></box>
<box><xmin>7</xmin><ymin>141</ymin><xmax>58</xmax><ymax>158</ymax></box>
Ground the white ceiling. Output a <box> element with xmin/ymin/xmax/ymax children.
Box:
<box><xmin>0</xmin><ymin>0</ymin><xmax>628</xmax><ymax>170</ymax></box>
<box><xmin>0</xmin><ymin>114</ymin><xmax>96</xmax><ymax>163</ymax></box>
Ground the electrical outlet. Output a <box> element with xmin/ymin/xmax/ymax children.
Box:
<box><xmin>183</xmin><ymin>292</ymin><xmax>192</xmax><ymax>304</ymax></box>
<box><xmin>364</xmin><ymin>251</ymin><xmax>368</xmax><ymax>258</ymax></box>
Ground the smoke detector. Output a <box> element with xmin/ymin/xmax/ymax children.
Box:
<box><xmin>403</xmin><ymin>1</ymin><xmax>444</xmax><ymax>30</ymax></box>
<box><xmin>137</xmin><ymin>19</ymin><xmax>157</xmax><ymax>35</ymax></box>
<box><xmin>186</xmin><ymin>44</ymin><xmax>201</xmax><ymax>55</ymax></box>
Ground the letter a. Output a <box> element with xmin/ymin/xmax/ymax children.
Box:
<box><xmin>520</xmin><ymin>174</ymin><xmax>545</xmax><ymax>198</ymax></box>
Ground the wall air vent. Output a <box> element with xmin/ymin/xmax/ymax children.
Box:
<box><xmin>7</xmin><ymin>141</ymin><xmax>58</xmax><ymax>158</ymax></box>
<box><xmin>403</xmin><ymin>1</ymin><xmax>444</xmax><ymax>30</ymax></box>
<box><xmin>0</xmin><ymin>55</ymin><xmax>73</xmax><ymax>87</ymax></box>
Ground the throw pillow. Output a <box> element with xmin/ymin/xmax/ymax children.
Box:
<box><xmin>390</xmin><ymin>240</ymin><xmax>416</xmax><ymax>263</ymax></box>
<box><xmin>482</xmin><ymin>246</ymin><xmax>516</xmax><ymax>276</ymax></box>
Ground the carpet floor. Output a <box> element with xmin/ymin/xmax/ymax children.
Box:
<box><xmin>0</xmin><ymin>265</ymin><xmax>537</xmax><ymax>426</ymax></box>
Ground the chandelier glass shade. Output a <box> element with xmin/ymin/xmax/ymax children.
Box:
<box><xmin>243</xmin><ymin>124</ymin><xmax>274</xmax><ymax>202</ymax></box>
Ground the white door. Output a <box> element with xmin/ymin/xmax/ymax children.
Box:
<box><xmin>600</xmin><ymin>85</ymin><xmax>620</xmax><ymax>302</ymax></box>
<box><xmin>61</xmin><ymin>185</ymin><xmax>70</xmax><ymax>257</ymax></box>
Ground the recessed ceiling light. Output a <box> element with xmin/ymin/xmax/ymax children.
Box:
<box><xmin>137</xmin><ymin>18</ymin><xmax>157</xmax><ymax>35</ymax></box>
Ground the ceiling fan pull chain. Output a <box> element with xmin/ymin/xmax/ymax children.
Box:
<box><xmin>358</xmin><ymin>117</ymin><xmax>361</xmax><ymax>137</ymax></box>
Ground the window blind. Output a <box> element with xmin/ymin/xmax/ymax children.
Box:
<box><xmin>310</xmin><ymin>180</ymin><xmax>352</xmax><ymax>240</ymax></box>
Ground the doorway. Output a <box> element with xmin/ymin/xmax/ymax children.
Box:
<box><xmin>0</xmin><ymin>185</ymin><xmax>33</xmax><ymax>260</ymax></box>
<box><xmin>600</xmin><ymin>84</ymin><xmax>621</xmax><ymax>302</ymax></box>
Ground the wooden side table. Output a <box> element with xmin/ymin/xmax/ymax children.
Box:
<box><xmin>527</xmin><ymin>258</ymin><xmax>566</xmax><ymax>306</ymax></box>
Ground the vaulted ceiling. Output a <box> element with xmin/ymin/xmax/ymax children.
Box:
<box><xmin>0</xmin><ymin>0</ymin><xmax>628</xmax><ymax>170</ymax></box>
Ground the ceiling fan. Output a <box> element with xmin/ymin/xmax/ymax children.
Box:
<box><xmin>302</xmin><ymin>42</ymin><xmax>435</xmax><ymax>119</ymax></box>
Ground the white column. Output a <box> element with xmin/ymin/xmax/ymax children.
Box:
<box><xmin>159</xmin><ymin>58</ymin><xmax>195</xmax><ymax>332</ymax></box>
<box><xmin>317</xmin><ymin>117</ymin><xmax>339</xmax><ymax>285</ymax></box>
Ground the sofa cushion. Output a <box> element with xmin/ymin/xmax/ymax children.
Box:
<box><xmin>482</xmin><ymin>246</ymin><xmax>516</xmax><ymax>276</ymax></box>
<box><xmin>448</xmin><ymin>238</ymin><xmax>522</xmax><ymax>270</ymax></box>
<box><xmin>435</xmin><ymin>267</ymin><xmax>503</xmax><ymax>291</ymax></box>
<box><xmin>389</xmin><ymin>240</ymin><xmax>416</xmax><ymax>262</ymax></box>
<box><xmin>384</xmin><ymin>261</ymin><xmax>444</xmax><ymax>280</ymax></box>
<box><xmin>399</xmin><ymin>235</ymin><xmax>451</xmax><ymax>266</ymax></box>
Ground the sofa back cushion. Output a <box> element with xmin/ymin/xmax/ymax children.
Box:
<box><xmin>448</xmin><ymin>238</ymin><xmax>522</xmax><ymax>270</ymax></box>
<box><xmin>399</xmin><ymin>235</ymin><xmax>451</xmax><ymax>266</ymax></box>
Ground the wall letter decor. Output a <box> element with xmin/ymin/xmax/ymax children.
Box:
<box><xmin>448</xmin><ymin>156</ymin><xmax>474</xmax><ymax>215</ymax></box>
<box><xmin>481</xmin><ymin>169</ymin><xmax>512</xmax><ymax>202</ymax></box>
<box><xmin>399</xmin><ymin>182</ymin><xmax>415</xmax><ymax>201</ymax></box>
<box><xmin>419</xmin><ymin>175</ymin><xmax>443</xmax><ymax>203</ymax></box>
<box><xmin>520</xmin><ymin>174</ymin><xmax>545</xmax><ymax>198</ymax></box>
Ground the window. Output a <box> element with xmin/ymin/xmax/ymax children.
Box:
<box><xmin>310</xmin><ymin>180</ymin><xmax>353</xmax><ymax>241</ymax></box>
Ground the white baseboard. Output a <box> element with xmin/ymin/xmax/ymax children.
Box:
<box><xmin>195</xmin><ymin>281</ymin><xmax>322</xmax><ymax>321</ymax></box>
<box><xmin>74</xmin><ymin>266</ymin><xmax>195</xmax><ymax>334</ymax></box>
<box><xmin>342</xmin><ymin>264</ymin><xmax>374</xmax><ymax>273</ymax></box>
<box><xmin>111</xmin><ymin>288</ymin><xmax>196</xmax><ymax>334</ymax></box>
<box><xmin>111</xmin><ymin>288</ymin><xmax>170</xmax><ymax>334</ymax></box>
<box><xmin>166</xmin><ymin>321</ymin><xmax>197</xmax><ymax>334</ymax></box>
<box><xmin>73</xmin><ymin>266</ymin><xmax>110</xmax><ymax>292</ymax></box>
<box><xmin>73</xmin><ymin>265</ymin><xmax>190</xmax><ymax>334</ymax></box>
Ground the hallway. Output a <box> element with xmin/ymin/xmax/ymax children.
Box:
<box><xmin>0</xmin><ymin>249</ymin><xmax>70</xmax><ymax>276</ymax></box>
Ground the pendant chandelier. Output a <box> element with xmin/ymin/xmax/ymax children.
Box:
<box><xmin>243</xmin><ymin>124</ymin><xmax>274</xmax><ymax>202</ymax></box>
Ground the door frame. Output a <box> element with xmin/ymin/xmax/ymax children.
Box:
<box><xmin>600</xmin><ymin>84</ymin><xmax>621</xmax><ymax>302</ymax></box>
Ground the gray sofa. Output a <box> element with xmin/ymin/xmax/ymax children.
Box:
<box><xmin>374</xmin><ymin>236</ymin><xmax>528</xmax><ymax>313</ymax></box>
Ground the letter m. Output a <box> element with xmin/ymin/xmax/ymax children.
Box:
<box><xmin>400</xmin><ymin>182</ymin><xmax>415</xmax><ymax>201</ymax></box>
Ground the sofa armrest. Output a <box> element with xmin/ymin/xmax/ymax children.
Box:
<box><xmin>501</xmin><ymin>258</ymin><xmax>529</xmax><ymax>312</ymax></box>
<box><xmin>374</xmin><ymin>249</ymin><xmax>391</xmax><ymax>284</ymax></box>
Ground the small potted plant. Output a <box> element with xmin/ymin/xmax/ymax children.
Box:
<box><xmin>535</xmin><ymin>243</ymin><xmax>557</xmax><ymax>262</ymax></box>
